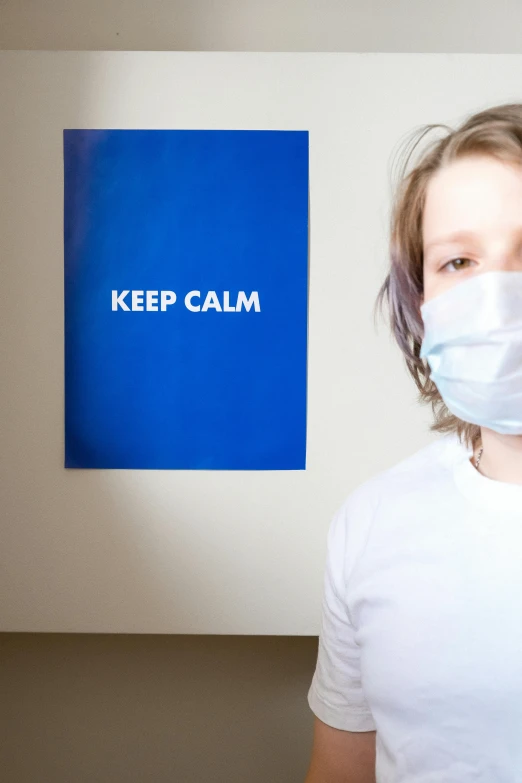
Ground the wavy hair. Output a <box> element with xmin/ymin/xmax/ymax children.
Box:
<box><xmin>374</xmin><ymin>102</ymin><xmax>522</xmax><ymax>450</ymax></box>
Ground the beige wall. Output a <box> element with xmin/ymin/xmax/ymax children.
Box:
<box><xmin>1</xmin><ymin>3</ymin><xmax>520</xmax><ymax>782</ymax></box>
<box><xmin>1</xmin><ymin>0</ymin><xmax>522</xmax><ymax>52</ymax></box>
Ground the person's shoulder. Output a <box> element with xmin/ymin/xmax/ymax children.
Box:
<box><xmin>329</xmin><ymin>434</ymin><xmax>462</xmax><ymax>573</ymax></box>
<box><xmin>337</xmin><ymin>432</ymin><xmax>462</xmax><ymax>521</ymax></box>
<box><xmin>372</xmin><ymin>431</ymin><xmax>461</xmax><ymax>487</ymax></box>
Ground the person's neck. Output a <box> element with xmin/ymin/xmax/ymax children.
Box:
<box><xmin>473</xmin><ymin>427</ymin><xmax>522</xmax><ymax>485</ymax></box>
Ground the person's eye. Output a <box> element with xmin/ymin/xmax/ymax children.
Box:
<box><xmin>441</xmin><ymin>257</ymin><xmax>474</xmax><ymax>273</ymax></box>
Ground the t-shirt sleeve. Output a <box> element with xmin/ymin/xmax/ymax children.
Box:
<box><xmin>307</xmin><ymin>493</ymin><xmax>377</xmax><ymax>732</ymax></box>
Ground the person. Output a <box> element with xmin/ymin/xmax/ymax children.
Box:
<box><xmin>304</xmin><ymin>102</ymin><xmax>522</xmax><ymax>783</ymax></box>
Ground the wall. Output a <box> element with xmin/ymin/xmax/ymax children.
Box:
<box><xmin>1</xmin><ymin>50</ymin><xmax>440</xmax><ymax>636</ymax></box>
<box><xmin>1</xmin><ymin>0</ymin><xmax>522</xmax><ymax>52</ymax></box>
<box><xmin>1</xmin><ymin>3</ymin><xmax>520</xmax><ymax>782</ymax></box>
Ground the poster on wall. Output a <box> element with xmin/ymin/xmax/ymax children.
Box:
<box><xmin>63</xmin><ymin>129</ymin><xmax>309</xmax><ymax>469</ymax></box>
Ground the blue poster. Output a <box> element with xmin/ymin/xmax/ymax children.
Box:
<box><xmin>64</xmin><ymin>129</ymin><xmax>309</xmax><ymax>469</ymax></box>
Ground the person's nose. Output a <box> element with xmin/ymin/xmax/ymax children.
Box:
<box><xmin>486</xmin><ymin>253</ymin><xmax>522</xmax><ymax>273</ymax></box>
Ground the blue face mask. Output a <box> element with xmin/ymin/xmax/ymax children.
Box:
<box><xmin>419</xmin><ymin>270</ymin><xmax>522</xmax><ymax>435</ymax></box>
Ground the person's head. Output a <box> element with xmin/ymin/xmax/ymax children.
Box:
<box><xmin>375</xmin><ymin>103</ymin><xmax>522</xmax><ymax>450</ymax></box>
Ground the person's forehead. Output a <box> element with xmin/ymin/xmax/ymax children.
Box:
<box><xmin>426</xmin><ymin>155</ymin><xmax>522</xmax><ymax>200</ymax></box>
<box><xmin>423</xmin><ymin>157</ymin><xmax>522</xmax><ymax>244</ymax></box>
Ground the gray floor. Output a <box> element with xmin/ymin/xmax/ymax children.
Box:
<box><xmin>1</xmin><ymin>633</ymin><xmax>318</xmax><ymax>783</ymax></box>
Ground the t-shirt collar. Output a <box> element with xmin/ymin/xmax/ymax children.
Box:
<box><xmin>451</xmin><ymin>434</ymin><xmax>522</xmax><ymax>515</ymax></box>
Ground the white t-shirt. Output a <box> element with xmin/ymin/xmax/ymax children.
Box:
<box><xmin>308</xmin><ymin>431</ymin><xmax>522</xmax><ymax>782</ymax></box>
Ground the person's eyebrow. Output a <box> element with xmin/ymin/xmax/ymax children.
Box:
<box><xmin>424</xmin><ymin>230</ymin><xmax>478</xmax><ymax>255</ymax></box>
<box><xmin>424</xmin><ymin>226</ymin><xmax>522</xmax><ymax>257</ymax></box>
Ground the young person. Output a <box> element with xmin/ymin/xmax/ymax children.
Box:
<box><xmin>305</xmin><ymin>102</ymin><xmax>522</xmax><ymax>783</ymax></box>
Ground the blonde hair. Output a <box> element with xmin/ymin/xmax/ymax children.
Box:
<box><xmin>374</xmin><ymin>102</ymin><xmax>522</xmax><ymax>451</ymax></box>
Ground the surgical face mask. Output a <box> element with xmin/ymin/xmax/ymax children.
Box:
<box><xmin>419</xmin><ymin>270</ymin><xmax>522</xmax><ymax>435</ymax></box>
